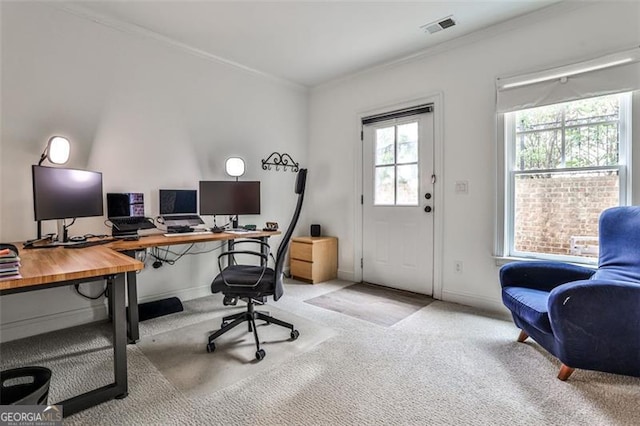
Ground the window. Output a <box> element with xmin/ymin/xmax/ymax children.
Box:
<box><xmin>504</xmin><ymin>93</ymin><xmax>631</xmax><ymax>261</ymax></box>
<box><xmin>374</xmin><ymin>122</ymin><xmax>419</xmax><ymax>205</ymax></box>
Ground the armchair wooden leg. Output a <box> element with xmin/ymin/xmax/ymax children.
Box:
<box><xmin>557</xmin><ymin>364</ymin><xmax>575</xmax><ymax>381</ymax></box>
<box><xmin>517</xmin><ymin>330</ymin><xmax>528</xmax><ymax>342</ymax></box>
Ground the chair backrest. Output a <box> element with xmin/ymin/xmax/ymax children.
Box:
<box><xmin>273</xmin><ymin>168</ymin><xmax>307</xmax><ymax>300</ymax></box>
<box><xmin>591</xmin><ymin>206</ymin><xmax>640</xmax><ymax>284</ymax></box>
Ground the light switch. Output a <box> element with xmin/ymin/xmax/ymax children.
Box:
<box><xmin>455</xmin><ymin>180</ymin><xmax>469</xmax><ymax>194</ymax></box>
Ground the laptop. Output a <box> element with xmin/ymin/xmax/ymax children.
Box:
<box><xmin>107</xmin><ymin>193</ymin><xmax>156</xmax><ymax>234</ymax></box>
<box><xmin>159</xmin><ymin>189</ymin><xmax>205</xmax><ymax>227</ymax></box>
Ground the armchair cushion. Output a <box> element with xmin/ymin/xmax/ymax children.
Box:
<box><xmin>502</xmin><ymin>287</ymin><xmax>551</xmax><ymax>333</ymax></box>
<box><xmin>500</xmin><ymin>261</ymin><xmax>594</xmax><ymax>292</ymax></box>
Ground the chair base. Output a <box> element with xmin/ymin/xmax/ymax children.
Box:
<box><xmin>206</xmin><ymin>299</ymin><xmax>298</xmax><ymax>360</ymax></box>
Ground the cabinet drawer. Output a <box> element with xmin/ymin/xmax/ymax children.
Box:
<box><xmin>290</xmin><ymin>259</ymin><xmax>312</xmax><ymax>280</ymax></box>
<box><xmin>290</xmin><ymin>242</ymin><xmax>313</xmax><ymax>262</ymax></box>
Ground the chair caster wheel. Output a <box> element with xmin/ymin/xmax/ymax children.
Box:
<box><xmin>206</xmin><ymin>342</ymin><xmax>216</xmax><ymax>353</ymax></box>
<box><xmin>290</xmin><ymin>330</ymin><xmax>300</xmax><ymax>340</ymax></box>
<box><xmin>255</xmin><ymin>349</ymin><xmax>266</xmax><ymax>360</ymax></box>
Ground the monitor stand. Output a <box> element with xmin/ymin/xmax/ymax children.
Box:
<box><xmin>231</xmin><ymin>215</ymin><xmax>239</xmax><ymax>229</ymax></box>
<box><xmin>56</xmin><ymin>219</ymin><xmax>69</xmax><ymax>243</ymax></box>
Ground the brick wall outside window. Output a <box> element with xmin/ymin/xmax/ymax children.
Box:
<box><xmin>514</xmin><ymin>173</ymin><xmax>619</xmax><ymax>257</ymax></box>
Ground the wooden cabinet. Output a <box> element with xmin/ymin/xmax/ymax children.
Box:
<box><xmin>290</xmin><ymin>236</ymin><xmax>338</xmax><ymax>283</ymax></box>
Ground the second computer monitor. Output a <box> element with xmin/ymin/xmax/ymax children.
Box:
<box><xmin>159</xmin><ymin>189</ymin><xmax>198</xmax><ymax>215</ymax></box>
<box><xmin>199</xmin><ymin>181</ymin><xmax>260</xmax><ymax>216</ymax></box>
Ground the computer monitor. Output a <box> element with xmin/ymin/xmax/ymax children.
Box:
<box><xmin>32</xmin><ymin>165</ymin><xmax>103</xmax><ymax>221</ymax></box>
<box><xmin>107</xmin><ymin>193</ymin><xmax>145</xmax><ymax>218</ymax></box>
<box><xmin>199</xmin><ymin>181</ymin><xmax>261</xmax><ymax>216</ymax></box>
<box><xmin>159</xmin><ymin>189</ymin><xmax>197</xmax><ymax>215</ymax></box>
<box><xmin>32</xmin><ymin>165</ymin><xmax>103</xmax><ymax>242</ymax></box>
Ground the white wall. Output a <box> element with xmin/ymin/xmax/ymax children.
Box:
<box><xmin>308</xmin><ymin>2</ymin><xmax>640</xmax><ymax>311</ymax></box>
<box><xmin>0</xmin><ymin>3</ymin><xmax>308</xmax><ymax>341</ymax></box>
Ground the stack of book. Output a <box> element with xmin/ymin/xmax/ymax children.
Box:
<box><xmin>0</xmin><ymin>247</ymin><xmax>21</xmax><ymax>280</ymax></box>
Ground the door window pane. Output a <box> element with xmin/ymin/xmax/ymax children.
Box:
<box><xmin>375</xmin><ymin>166</ymin><xmax>395</xmax><ymax>205</ymax></box>
<box><xmin>396</xmin><ymin>164</ymin><xmax>418</xmax><ymax>205</ymax></box>
<box><xmin>397</xmin><ymin>122</ymin><xmax>418</xmax><ymax>163</ymax></box>
<box><xmin>375</xmin><ymin>127</ymin><xmax>395</xmax><ymax>165</ymax></box>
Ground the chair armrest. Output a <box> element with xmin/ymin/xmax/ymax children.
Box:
<box><xmin>500</xmin><ymin>261</ymin><xmax>594</xmax><ymax>292</ymax></box>
<box><xmin>548</xmin><ymin>279</ymin><xmax>640</xmax><ymax>374</ymax></box>
<box><xmin>228</xmin><ymin>240</ymin><xmax>271</xmax><ymax>252</ymax></box>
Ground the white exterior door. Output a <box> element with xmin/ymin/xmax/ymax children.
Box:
<box><xmin>362</xmin><ymin>112</ymin><xmax>434</xmax><ymax>295</ymax></box>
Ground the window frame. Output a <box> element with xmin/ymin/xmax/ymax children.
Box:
<box><xmin>372</xmin><ymin>118</ymin><xmax>420</xmax><ymax>207</ymax></box>
<box><xmin>499</xmin><ymin>92</ymin><xmax>632</xmax><ymax>264</ymax></box>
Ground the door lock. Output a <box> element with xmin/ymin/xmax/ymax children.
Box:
<box><xmin>425</xmin><ymin>193</ymin><xmax>432</xmax><ymax>200</ymax></box>
<box><xmin>424</xmin><ymin>206</ymin><xmax>432</xmax><ymax>213</ymax></box>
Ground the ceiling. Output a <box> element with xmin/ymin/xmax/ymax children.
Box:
<box><xmin>64</xmin><ymin>1</ymin><xmax>560</xmax><ymax>87</ymax></box>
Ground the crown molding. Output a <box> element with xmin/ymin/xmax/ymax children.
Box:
<box><xmin>49</xmin><ymin>3</ymin><xmax>307</xmax><ymax>92</ymax></box>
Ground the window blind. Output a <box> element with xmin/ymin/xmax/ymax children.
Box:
<box><xmin>362</xmin><ymin>104</ymin><xmax>433</xmax><ymax>125</ymax></box>
<box><xmin>496</xmin><ymin>46</ymin><xmax>640</xmax><ymax>113</ymax></box>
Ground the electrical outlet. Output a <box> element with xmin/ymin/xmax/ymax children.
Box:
<box><xmin>454</xmin><ymin>260</ymin><xmax>463</xmax><ymax>274</ymax></box>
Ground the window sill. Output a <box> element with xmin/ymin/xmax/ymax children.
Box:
<box><xmin>493</xmin><ymin>256</ymin><xmax>598</xmax><ymax>269</ymax></box>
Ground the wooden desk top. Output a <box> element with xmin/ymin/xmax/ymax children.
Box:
<box><xmin>108</xmin><ymin>230</ymin><xmax>281</xmax><ymax>251</ymax></box>
<box><xmin>0</xmin><ymin>245</ymin><xmax>143</xmax><ymax>292</ymax></box>
<box><xmin>0</xmin><ymin>230</ymin><xmax>279</xmax><ymax>293</ymax></box>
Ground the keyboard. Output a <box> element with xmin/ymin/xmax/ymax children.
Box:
<box><xmin>111</xmin><ymin>218</ymin><xmax>156</xmax><ymax>230</ymax></box>
<box><xmin>162</xmin><ymin>215</ymin><xmax>201</xmax><ymax>221</ymax></box>
<box><xmin>64</xmin><ymin>239</ymin><xmax>112</xmax><ymax>249</ymax></box>
<box><xmin>164</xmin><ymin>231</ymin><xmax>212</xmax><ymax>237</ymax></box>
<box><xmin>112</xmin><ymin>217</ymin><xmax>148</xmax><ymax>225</ymax></box>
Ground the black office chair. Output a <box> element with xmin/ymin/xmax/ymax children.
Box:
<box><xmin>206</xmin><ymin>169</ymin><xmax>307</xmax><ymax>360</ymax></box>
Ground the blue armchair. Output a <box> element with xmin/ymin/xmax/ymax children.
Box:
<box><xmin>500</xmin><ymin>206</ymin><xmax>640</xmax><ymax>380</ymax></box>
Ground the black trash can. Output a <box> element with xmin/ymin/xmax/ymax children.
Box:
<box><xmin>0</xmin><ymin>367</ymin><xmax>52</xmax><ymax>405</ymax></box>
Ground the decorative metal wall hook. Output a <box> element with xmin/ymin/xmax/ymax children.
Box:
<box><xmin>261</xmin><ymin>152</ymin><xmax>299</xmax><ymax>172</ymax></box>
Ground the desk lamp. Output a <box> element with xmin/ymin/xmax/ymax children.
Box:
<box><xmin>38</xmin><ymin>136</ymin><xmax>70</xmax><ymax>166</ymax></box>
<box><xmin>225</xmin><ymin>157</ymin><xmax>245</xmax><ymax>228</ymax></box>
<box><xmin>225</xmin><ymin>157</ymin><xmax>245</xmax><ymax>181</ymax></box>
<box><xmin>36</xmin><ymin>136</ymin><xmax>71</xmax><ymax>238</ymax></box>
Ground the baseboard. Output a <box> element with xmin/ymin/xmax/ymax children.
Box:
<box><xmin>0</xmin><ymin>304</ymin><xmax>108</xmax><ymax>343</ymax></box>
<box><xmin>0</xmin><ymin>284</ymin><xmax>213</xmax><ymax>343</ymax></box>
<box><xmin>337</xmin><ymin>269</ymin><xmax>355</xmax><ymax>282</ymax></box>
<box><xmin>139</xmin><ymin>284</ymin><xmax>212</xmax><ymax>305</ymax></box>
<box><xmin>441</xmin><ymin>289</ymin><xmax>508</xmax><ymax>317</ymax></box>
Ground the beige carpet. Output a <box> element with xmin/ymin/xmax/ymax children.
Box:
<box><xmin>1</xmin><ymin>279</ymin><xmax>639</xmax><ymax>425</ymax></box>
<box><xmin>137</xmin><ymin>306</ymin><xmax>335</xmax><ymax>397</ymax></box>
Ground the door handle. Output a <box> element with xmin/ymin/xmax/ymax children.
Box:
<box><xmin>424</xmin><ymin>206</ymin><xmax>432</xmax><ymax>213</ymax></box>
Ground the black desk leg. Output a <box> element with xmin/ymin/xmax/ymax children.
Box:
<box><xmin>126</xmin><ymin>269</ymin><xmax>139</xmax><ymax>343</ymax></box>
<box><xmin>58</xmin><ymin>274</ymin><xmax>128</xmax><ymax>417</ymax></box>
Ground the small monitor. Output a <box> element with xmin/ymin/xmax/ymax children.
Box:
<box><xmin>160</xmin><ymin>189</ymin><xmax>197</xmax><ymax>215</ymax></box>
<box><xmin>107</xmin><ymin>193</ymin><xmax>145</xmax><ymax>218</ymax></box>
<box><xmin>32</xmin><ymin>165</ymin><xmax>103</xmax><ymax>221</ymax></box>
<box><xmin>199</xmin><ymin>181</ymin><xmax>260</xmax><ymax>216</ymax></box>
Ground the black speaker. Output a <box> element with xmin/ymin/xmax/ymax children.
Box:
<box><xmin>310</xmin><ymin>224</ymin><xmax>321</xmax><ymax>237</ymax></box>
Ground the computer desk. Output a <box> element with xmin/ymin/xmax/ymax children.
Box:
<box><xmin>0</xmin><ymin>245</ymin><xmax>143</xmax><ymax>417</ymax></box>
<box><xmin>107</xmin><ymin>230</ymin><xmax>281</xmax><ymax>343</ymax></box>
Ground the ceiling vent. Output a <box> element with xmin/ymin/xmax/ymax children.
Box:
<box><xmin>421</xmin><ymin>16</ymin><xmax>456</xmax><ymax>34</ymax></box>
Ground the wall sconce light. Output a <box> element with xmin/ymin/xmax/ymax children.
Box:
<box><xmin>38</xmin><ymin>136</ymin><xmax>70</xmax><ymax>165</ymax></box>
<box><xmin>225</xmin><ymin>157</ymin><xmax>245</xmax><ymax>181</ymax></box>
